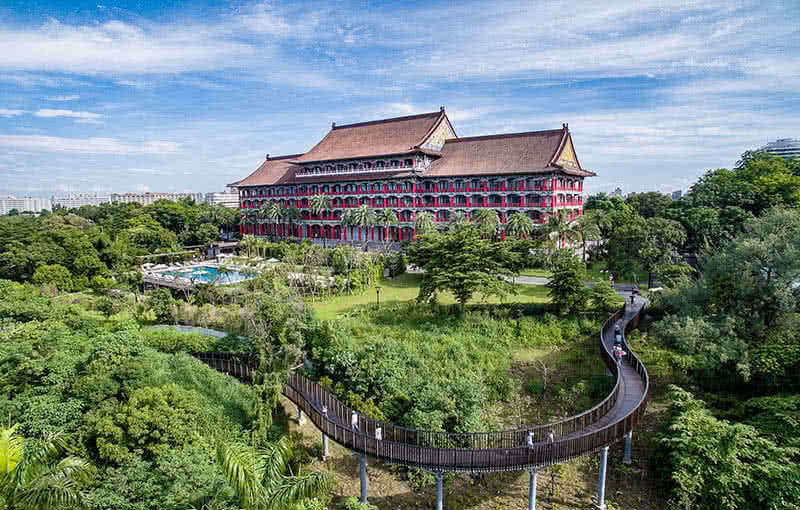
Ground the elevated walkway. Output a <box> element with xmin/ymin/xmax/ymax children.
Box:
<box><xmin>194</xmin><ymin>296</ymin><xmax>648</xmax><ymax>473</ymax></box>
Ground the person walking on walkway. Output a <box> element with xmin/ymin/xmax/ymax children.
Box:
<box><xmin>614</xmin><ymin>345</ymin><xmax>626</xmax><ymax>364</ymax></box>
<box><xmin>548</xmin><ymin>430</ymin><xmax>555</xmax><ymax>443</ymax></box>
<box><xmin>527</xmin><ymin>431</ymin><xmax>534</xmax><ymax>447</ymax></box>
<box><xmin>351</xmin><ymin>410</ymin><xmax>359</xmax><ymax>431</ymax></box>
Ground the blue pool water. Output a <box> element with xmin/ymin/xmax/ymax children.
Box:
<box><xmin>161</xmin><ymin>266</ymin><xmax>253</xmax><ymax>284</ymax></box>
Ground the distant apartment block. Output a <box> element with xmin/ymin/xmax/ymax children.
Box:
<box><xmin>111</xmin><ymin>192</ymin><xmax>205</xmax><ymax>206</ymax></box>
<box><xmin>760</xmin><ymin>138</ymin><xmax>800</xmax><ymax>160</ymax></box>
<box><xmin>0</xmin><ymin>196</ymin><xmax>52</xmax><ymax>215</ymax></box>
<box><xmin>204</xmin><ymin>189</ymin><xmax>239</xmax><ymax>208</ymax></box>
<box><xmin>51</xmin><ymin>194</ymin><xmax>111</xmax><ymax>209</ymax></box>
<box><xmin>611</xmin><ymin>187</ymin><xmax>623</xmax><ymax>198</ymax></box>
<box><xmin>671</xmin><ymin>190</ymin><xmax>682</xmax><ymax>200</ymax></box>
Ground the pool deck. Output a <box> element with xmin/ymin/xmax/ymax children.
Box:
<box><xmin>142</xmin><ymin>261</ymin><xmax>256</xmax><ymax>289</ymax></box>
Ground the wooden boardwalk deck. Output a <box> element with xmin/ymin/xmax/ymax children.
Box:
<box><xmin>194</xmin><ymin>297</ymin><xmax>648</xmax><ymax>473</ymax></box>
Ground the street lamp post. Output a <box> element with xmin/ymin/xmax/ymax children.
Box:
<box><xmin>376</xmin><ymin>285</ymin><xmax>381</xmax><ymax>308</ymax></box>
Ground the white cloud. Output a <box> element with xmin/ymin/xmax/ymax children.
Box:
<box><xmin>0</xmin><ymin>18</ymin><xmax>256</xmax><ymax>74</ymax></box>
<box><xmin>0</xmin><ymin>109</ymin><xmax>26</xmax><ymax>117</ymax></box>
<box><xmin>34</xmin><ymin>109</ymin><xmax>104</xmax><ymax>123</ymax></box>
<box><xmin>0</xmin><ymin>135</ymin><xmax>180</xmax><ymax>155</ymax></box>
<box><xmin>46</xmin><ymin>94</ymin><xmax>80</xmax><ymax>101</ymax></box>
<box><xmin>0</xmin><ymin>73</ymin><xmax>88</xmax><ymax>88</ymax></box>
<box><xmin>115</xmin><ymin>80</ymin><xmax>149</xmax><ymax>88</ymax></box>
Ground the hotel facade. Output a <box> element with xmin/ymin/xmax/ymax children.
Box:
<box><xmin>232</xmin><ymin>108</ymin><xmax>594</xmax><ymax>243</ymax></box>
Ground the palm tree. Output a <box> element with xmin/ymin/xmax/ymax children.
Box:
<box><xmin>349</xmin><ymin>204</ymin><xmax>376</xmax><ymax>250</ymax></box>
<box><xmin>241</xmin><ymin>234</ymin><xmax>257</xmax><ymax>258</ymax></box>
<box><xmin>506</xmin><ymin>212</ymin><xmax>534</xmax><ymax>240</ymax></box>
<box><xmin>282</xmin><ymin>206</ymin><xmax>301</xmax><ymax>240</ymax></box>
<box><xmin>575</xmin><ymin>212</ymin><xmax>602</xmax><ymax>263</ymax></box>
<box><xmin>216</xmin><ymin>436</ymin><xmax>329</xmax><ymax>510</ymax></box>
<box><xmin>543</xmin><ymin>209</ymin><xmax>582</xmax><ymax>249</ymax></box>
<box><xmin>375</xmin><ymin>208</ymin><xmax>399</xmax><ymax>249</ymax></box>
<box><xmin>309</xmin><ymin>194</ymin><xmax>333</xmax><ymax>247</ymax></box>
<box><xmin>414</xmin><ymin>211</ymin><xmax>435</xmax><ymax>237</ymax></box>
<box><xmin>265</xmin><ymin>203</ymin><xmax>283</xmax><ymax>240</ymax></box>
<box><xmin>471</xmin><ymin>208</ymin><xmax>500</xmax><ymax>238</ymax></box>
<box><xmin>448</xmin><ymin>210</ymin><xmax>469</xmax><ymax>231</ymax></box>
<box><xmin>0</xmin><ymin>425</ymin><xmax>93</xmax><ymax>510</ymax></box>
<box><xmin>309</xmin><ymin>194</ymin><xmax>332</xmax><ymax>219</ymax></box>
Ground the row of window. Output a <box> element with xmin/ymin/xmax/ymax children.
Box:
<box><xmin>243</xmin><ymin>208</ymin><xmax>569</xmax><ymax>223</ymax></box>
<box><xmin>296</xmin><ymin>158</ymin><xmax>417</xmax><ymax>177</ymax></box>
<box><xmin>242</xmin><ymin>194</ymin><xmax>583</xmax><ymax>208</ymax></box>
<box><xmin>240</xmin><ymin>177</ymin><xmax>582</xmax><ymax>197</ymax></box>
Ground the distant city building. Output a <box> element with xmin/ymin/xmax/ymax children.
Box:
<box><xmin>611</xmin><ymin>187</ymin><xmax>623</xmax><ymax>198</ymax></box>
<box><xmin>51</xmin><ymin>193</ymin><xmax>110</xmax><ymax>209</ymax></box>
<box><xmin>760</xmin><ymin>138</ymin><xmax>800</xmax><ymax>159</ymax></box>
<box><xmin>671</xmin><ymin>190</ymin><xmax>682</xmax><ymax>200</ymax></box>
<box><xmin>0</xmin><ymin>195</ymin><xmax>51</xmax><ymax>215</ymax></box>
<box><xmin>111</xmin><ymin>192</ymin><xmax>205</xmax><ymax>206</ymax></box>
<box><xmin>204</xmin><ymin>189</ymin><xmax>239</xmax><ymax>208</ymax></box>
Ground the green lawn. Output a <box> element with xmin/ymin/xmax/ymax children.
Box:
<box><xmin>585</xmin><ymin>259</ymin><xmax>646</xmax><ymax>284</ymax></box>
<box><xmin>519</xmin><ymin>268</ymin><xmax>553</xmax><ymax>278</ymax></box>
<box><xmin>311</xmin><ymin>273</ymin><xmax>551</xmax><ymax>320</ymax></box>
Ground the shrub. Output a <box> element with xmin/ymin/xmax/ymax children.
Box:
<box><xmin>32</xmin><ymin>263</ymin><xmax>73</xmax><ymax>292</ymax></box>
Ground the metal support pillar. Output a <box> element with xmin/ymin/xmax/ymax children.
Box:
<box><xmin>359</xmin><ymin>454</ymin><xmax>368</xmax><ymax>504</ymax></box>
<box><xmin>528</xmin><ymin>469</ymin><xmax>538</xmax><ymax>510</ymax></box>
<box><xmin>594</xmin><ymin>446</ymin><xmax>609</xmax><ymax>510</ymax></box>
<box><xmin>435</xmin><ymin>472</ymin><xmax>444</xmax><ymax>510</ymax></box>
<box><xmin>623</xmin><ymin>431</ymin><xmax>633</xmax><ymax>464</ymax></box>
<box><xmin>322</xmin><ymin>432</ymin><xmax>329</xmax><ymax>459</ymax></box>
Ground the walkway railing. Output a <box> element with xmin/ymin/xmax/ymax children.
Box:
<box><xmin>193</xmin><ymin>300</ymin><xmax>648</xmax><ymax>472</ymax></box>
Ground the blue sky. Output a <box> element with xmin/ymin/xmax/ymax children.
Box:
<box><xmin>0</xmin><ymin>0</ymin><xmax>798</xmax><ymax>197</ymax></box>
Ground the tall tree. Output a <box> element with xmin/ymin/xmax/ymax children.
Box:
<box><xmin>543</xmin><ymin>209</ymin><xmax>581</xmax><ymax>249</ymax></box>
<box><xmin>414</xmin><ymin>211</ymin><xmax>435</xmax><ymax>237</ymax></box>
<box><xmin>348</xmin><ymin>205</ymin><xmax>376</xmax><ymax>250</ymax></box>
<box><xmin>546</xmin><ymin>252</ymin><xmax>589</xmax><ymax>315</ymax></box>
<box><xmin>374</xmin><ymin>208</ymin><xmax>398</xmax><ymax>249</ymax></box>
<box><xmin>265</xmin><ymin>203</ymin><xmax>283</xmax><ymax>239</ymax></box>
<box><xmin>471</xmin><ymin>208</ymin><xmax>500</xmax><ymax>238</ymax></box>
<box><xmin>282</xmin><ymin>206</ymin><xmax>301</xmax><ymax>239</ymax></box>
<box><xmin>607</xmin><ymin>216</ymin><xmax>686</xmax><ymax>287</ymax></box>
<box><xmin>408</xmin><ymin>226</ymin><xmax>516</xmax><ymax>311</ymax></box>
<box><xmin>505</xmin><ymin>212</ymin><xmax>534</xmax><ymax>240</ymax></box>
<box><xmin>625</xmin><ymin>191</ymin><xmax>673</xmax><ymax>218</ymax></box>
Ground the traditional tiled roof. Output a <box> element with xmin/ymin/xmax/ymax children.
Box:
<box><xmin>293</xmin><ymin>111</ymin><xmax>450</xmax><ymax>163</ymax></box>
<box><xmin>424</xmin><ymin>128</ymin><xmax>595</xmax><ymax>178</ymax></box>
<box><xmin>231</xmin><ymin>154</ymin><xmax>302</xmax><ymax>187</ymax></box>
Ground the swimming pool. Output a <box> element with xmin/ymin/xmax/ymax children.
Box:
<box><xmin>160</xmin><ymin>265</ymin><xmax>254</xmax><ymax>285</ymax></box>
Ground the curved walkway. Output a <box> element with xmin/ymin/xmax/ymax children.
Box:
<box><xmin>192</xmin><ymin>296</ymin><xmax>648</xmax><ymax>473</ymax></box>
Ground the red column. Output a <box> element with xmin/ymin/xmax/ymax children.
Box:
<box><xmin>483</xmin><ymin>196</ymin><xmax>488</xmax><ymax>207</ymax></box>
<box><xmin>371</xmin><ymin>227</ymin><xmax>375</xmax><ymax>241</ymax></box>
<box><xmin>343</xmin><ymin>227</ymin><xmax>347</xmax><ymax>241</ymax></box>
<box><xmin>358</xmin><ymin>226</ymin><xmax>362</xmax><ymax>241</ymax></box>
<box><xmin>450</xmin><ymin>183</ymin><xmax>454</xmax><ymax>192</ymax></box>
<box><xmin>466</xmin><ymin>196</ymin><xmax>470</xmax><ymax>207</ymax></box>
<box><xmin>434</xmin><ymin>196</ymin><xmax>438</xmax><ymax>207</ymax></box>
<box><xmin>413</xmin><ymin>228</ymin><xmax>416</xmax><ymax>242</ymax></box>
<box><xmin>501</xmin><ymin>196</ymin><xmax>506</xmax><ymax>207</ymax></box>
<box><xmin>370</xmin><ymin>198</ymin><xmax>374</xmax><ymax>207</ymax></box>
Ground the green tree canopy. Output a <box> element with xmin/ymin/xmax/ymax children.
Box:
<box><xmin>408</xmin><ymin>226</ymin><xmax>517</xmax><ymax>310</ymax></box>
